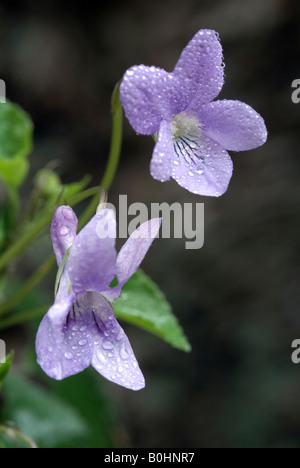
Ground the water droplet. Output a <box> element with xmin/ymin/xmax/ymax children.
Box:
<box><xmin>64</xmin><ymin>352</ymin><xmax>73</xmax><ymax>360</ymax></box>
<box><xmin>79</xmin><ymin>339</ymin><xmax>87</xmax><ymax>346</ymax></box>
<box><xmin>62</xmin><ymin>207</ymin><xmax>75</xmax><ymax>220</ymax></box>
<box><xmin>47</xmin><ymin>346</ymin><xmax>53</xmax><ymax>353</ymax></box>
<box><xmin>95</xmin><ymin>348</ymin><xmax>107</xmax><ymax>365</ymax></box>
<box><xmin>80</xmin><ymin>326</ymin><xmax>87</xmax><ymax>332</ymax></box>
<box><xmin>116</xmin><ymin>331</ymin><xmax>123</xmax><ymax>342</ymax></box>
<box><xmin>120</xmin><ymin>345</ymin><xmax>130</xmax><ymax>360</ymax></box>
<box><xmin>59</xmin><ymin>226</ymin><xmax>70</xmax><ymax>236</ymax></box>
<box><xmin>102</xmin><ymin>340</ymin><xmax>114</xmax><ymax>350</ymax></box>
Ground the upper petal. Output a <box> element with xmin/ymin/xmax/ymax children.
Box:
<box><xmin>171</xmin><ymin>134</ymin><xmax>233</xmax><ymax>197</ymax></box>
<box><xmin>199</xmin><ymin>100</ymin><xmax>268</xmax><ymax>151</ymax></box>
<box><xmin>120</xmin><ymin>65</ymin><xmax>187</xmax><ymax>135</ymax></box>
<box><xmin>104</xmin><ymin>217</ymin><xmax>162</xmax><ymax>302</ymax></box>
<box><xmin>67</xmin><ymin>208</ymin><xmax>117</xmax><ymax>296</ymax></box>
<box><xmin>51</xmin><ymin>206</ymin><xmax>78</xmax><ymax>266</ymax></box>
<box><xmin>90</xmin><ymin>292</ymin><xmax>145</xmax><ymax>391</ymax></box>
<box><xmin>173</xmin><ymin>29</ymin><xmax>224</xmax><ymax>106</ymax></box>
<box><xmin>116</xmin><ymin>218</ymin><xmax>162</xmax><ymax>286</ymax></box>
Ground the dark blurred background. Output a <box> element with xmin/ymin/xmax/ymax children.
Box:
<box><xmin>1</xmin><ymin>0</ymin><xmax>300</xmax><ymax>448</ymax></box>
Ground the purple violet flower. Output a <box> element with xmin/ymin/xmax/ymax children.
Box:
<box><xmin>36</xmin><ymin>205</ymin><xmax>161</xmax><ymax>391</ymax></box>
<box><xmin>120</xmin><ymin>29</ymin><xmax>267</xmax><ymax>197</ymax></box>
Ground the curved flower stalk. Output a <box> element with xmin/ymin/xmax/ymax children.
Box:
<box><xmin>36</xmin><ymin>205</ymin><xmax>161</xmax><ymax>391</ymax></box>
<box><xmin>120</xmin><ymin>29</ymin><xmax>267</xmax><ymax>196</ymax></box>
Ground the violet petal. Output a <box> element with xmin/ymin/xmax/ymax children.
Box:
<box><xmin>150</xmin><ymin>120</ymin><xmax>174</xmax><ymax>182</ymax></box>
<box><xmin>36</xmin><ymin>294</ymin><xmax>93</xmax><ymax>381</ymax></box>
<box><xmin>103</xmin><ymin>218</ymin><xmax>162</xmax><ymax>301</ymax></box>
<box><xmin>90</xmin><ymin>292</ymin><xmax>145</xmax><ymax>391</ymax></box>
<box><xmin>171</xmin><ymin>134</ymin><xmax>233</xmax><ymax>197</ymax></box>
<box><xmin>120</xmin><ymin>65</ymin><xmax>186</xmax><ymax>135</ymax></box>
<box><xmin>173</xmin><ymin>29</ymin><xmax>224</xmax><ymax>106</ymax></box>
<box><xmin>116</xmin><ymin>218</ymin><xmax>161</xmax><ymax>286</ymax></box>
<box><xmin>51</xmin><ymin>206</ymin><xmax>78</xmax><ymax>266</ymax></box>
<box><xmin>199</xmin><ymin>100</ymin><xmax>268</xmax><ymax>151</ymax></box>
<box><xmin>67</xmin><ymin>208</ymin><xmax>117</xmax><ymax>296</ymax></box>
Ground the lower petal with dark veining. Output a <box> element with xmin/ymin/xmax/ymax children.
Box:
<box><xmin>36</xmin><ymin>292</ymin><xmax>145</xmax><ymax>390</ymax></box>
<box><xmin>90</xmin><ymin>292</ymin><xmax>145</xmax><ymax>391</ymax></box>
<box><xmin>171</xmin><ymin>133</ymin><xmax>233</xmax><ymax>196</ymax></box>
<box><xmin>163</xmin><ymin>111</ymin><xmax>233</xmax><ymax>196</ymax></box>
<box><xmin>36</xmin><ymin>298</ymin><xmax>93</xmax><ymax>380</ymax></box>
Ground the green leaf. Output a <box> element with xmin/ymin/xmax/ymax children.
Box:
<box><xmin>0</xmin><ymin>351</ymin><xmax>14</xmax><ymax>391</ymax></box>
<box><xmin>1</xmin><ymin>373</ymin><xmax>89</xmax><ymax>448</ymax></box>
<box><xmin>0</xmin><ymin>156</ymin><xmax>29</xmax><ymax>187</ymax></box>
<box><xmin>0</xmin><ymin>203</ymin><xmax>11</xmax><ymax>252</ymax></box>
<box><xmin>51</xmin><ymin>369</ymin><xmax>116</xmax><ymax>448</ymax></box>
<box><xmin>0</xmin><ymin>101</ymin><xmax>33</xmax><ymax>187</ymax></box>
<box><xmin>113</xmin><ymin>269</ymin><xmax>191</xmax><ymax>352</ymax></box>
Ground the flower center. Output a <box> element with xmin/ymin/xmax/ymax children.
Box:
<box><xmin>171</xmin><ymin>111</ymin><xmax>205</xmax><ymax>166</ymax></box>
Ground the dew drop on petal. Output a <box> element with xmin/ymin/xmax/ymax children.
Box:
<box><xmin>59</xmin><ymin>226</ymin><xmax>70</xmax><ymax>236</ymax></box>
<box><xmin>95</xmin><ymin>347</ymin><xmax>107</xmax><ymax>365</ymax></box>
<box><xmin>62</xmin><ymin>207</ymin><xmax>75</xmax><ymax>220</ymax></box>
<box><xmin>116</xmin><ymin>330</ymin><xmax>124</xmax><ymax>342</ymax></box>
<box><xmin>64</xmin><ymin>352</ymin><xmax>73</xmax><ymax>360</ymax></box>
<box><xmin>120</xmin><ymin>345</ymin><xmax>130</xmax><ymax>360</ymax></box>
<box><xmin>102</xmin><ymin>340</ymin><xmax>114</xmax><ymax>350</ymax></box>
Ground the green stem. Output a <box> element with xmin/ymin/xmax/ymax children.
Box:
<box><xmin>0</xmin><ymin>83</ymin><xmax>124</xmax><ymax>320</ymax></box>
<box><xmin>0</xmin><ymin>425</ymin><xmax>38</xmax><ymax>448</ymax></box>
<box><xmin>0</xmin><ymin>255</ymin><xmax>56</xmax><ymax>317</ymax></box>
<box><xmin>0</xmin><ymin>305</ymin><xmax>49</xmax><ymax>330</ymax></box>
<box><xmin>8</xmin><ymin>186</ymin><xmax>20</xmax><ymax>226</ymax></box>
<box><xmin>78</xmin><ymin>82</ymin><xmax>123</xmax><ymax>230</ymax></box>
<box><xmin>101</xmin><ymin>82</ymin><xmax>123</xmax><ymax>191</ymax></box>
<box><xmin>0</xmin><ymin>186</ymin><xmax>100</xmax><ymax>274</ymax></box>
